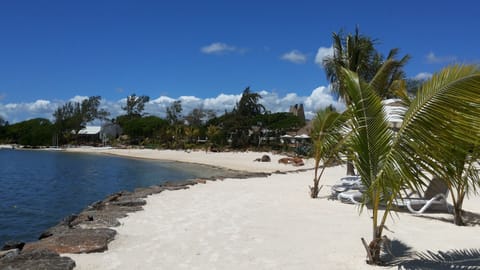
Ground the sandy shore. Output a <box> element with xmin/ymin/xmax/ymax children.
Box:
<box><xmin>65</xmin><ymin>149</ymin><xmax>480</xmax><ymax>269</ymax></box>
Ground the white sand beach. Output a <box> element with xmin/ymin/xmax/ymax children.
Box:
<box><xmin>65</xmin><ymin>149</ymin><xmax>480</xmax><ymax>269</ymax></box>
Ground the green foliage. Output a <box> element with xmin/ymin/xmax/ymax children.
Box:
<box><xmin>310</xmin><ymin>106</ymin><xmax>350</xmax><ymax>197</ymax></box>
<box><xmin>338</xmin><ymin>65</ymin><xmax>480</xmax><ymax>264</ymax></box>
<box><xmin>184</xmin><ymin>107</ymin><xmax>216</xmax><ymax>127</ymax></box>
<box><xmin>323</xmin><ymin>26</ymin><xmax>410</xmax><ymax>102</ymax></box>
<box><xmin>53</xmin><ymin>96</ymin><xmax>108</xmax><ymax>143</ymax></box>
<box><xmin>119</xmin><ymin>115</ymin><xmax>168</xmax><ymax>144</ymax></box>
<box><xmin>234</xmin><ymin>87</ymin><xmax>265</xmax><ymax>117</ymax></box>
<box><xmin>122</xmin><ymin>94</ymin><xmax>150</xmax><ymax>116</ymax></box>
<box><xmin>166</xmin><ymin>100</ymin><xmax>183</xmax><ymax>125</ymax></box>
<box><xmin>254</xmin><ymin>112</ymin><xmax>302</xmax><ymax>130</ymax></box>
<box><xmin>4</xmin><ymin>118</ymin><xmax>54</xmax><ymax>146</ymax></box>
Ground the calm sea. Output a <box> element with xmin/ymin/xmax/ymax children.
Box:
<box><xmin>0</xmin><ymin>149</ymin><xmax>227</xmax><ymax>245</ymax></box>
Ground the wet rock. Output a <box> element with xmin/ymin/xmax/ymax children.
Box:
<box><xmin>110</xmin><ymin>198</ymin><xmax>146</xmax><ymax>207</ymax></box>
<box><xmin>0</xmin><ymin>249</ymin><xmax>75</xmax><ymax>270</ymax></box>
<box><xmin>1</xmin><ymin>241</ymin><xmax>25</xmax><ymax>251</ymax></box>
<box><xmin>24</xmin><ymin>228</ymin><xmax>116</xmax><ymax>254</ymax></box>
<box><xmin>133</xmin><ymin>185</ymin><xmax>166</xmax><ymax>198</ymax></box>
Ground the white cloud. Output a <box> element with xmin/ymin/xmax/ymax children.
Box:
<box><xmin>0</xmin><ymin>99</ymin><xmax>60</xmax><ymax>123</ymax></box>
<box><xmin>281</xmin><ymin>50</ymin><xmax>307</xmax><ymax>64</ymax></box>
<box><xmin>414</xmin><ymin>72</ymin><xmax>433</xmax><ymax>81</ymax></box>
<box><xmin>69</xmin><ymin>95</ymin><xmax>89</xmax><ymax>103</ymax></box>
<box><xmin>303</xmin><ymin>86</ymin><xmax>345</xmax><ymax>119</ymax></box>
<box><xmin>315</xmin><ymin>46</ymin><xmax>334</xmax><ymax>66</ymax></box>
<box><xmin>0</xmin><ymin>87</ymin><xmax>346</xmax><ymax>124</ymax></box>
<box><xmin>426</xmin><ymin>52</ymin><xmax>457</xmax><ymax>64</ymax></box>
<box><xmin>201</xmin><ymin>42</ymin><xmax>240</xmax><ymax>55</ymax></box>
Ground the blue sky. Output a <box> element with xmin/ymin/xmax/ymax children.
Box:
<box><xmin>1</xmin><ymin>0</ymin><xmax>479</xmax><ymax>123</ymax></box>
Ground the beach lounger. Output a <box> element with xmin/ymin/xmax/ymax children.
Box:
<box><xmin>394</xmin><ymin>177</ymin><xmax>450</xmax><ymax>214</ymax></box>
<box><xmin>331</xmin><ymin>175</ymin><xmax>365</xmax><ymax>204</ymax></box>
<box><xmin>337</xmin><ymin>189</ymin><xmax>363</xmax><ymax>204</ymax></box>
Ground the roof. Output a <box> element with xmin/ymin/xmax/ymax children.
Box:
<box><xmin>78</xmin><ymin>126</ymin><xmax>101</xmax><ymax>135</ymax></box>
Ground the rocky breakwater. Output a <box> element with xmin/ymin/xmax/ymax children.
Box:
<box><xmin>0</xmin><ymin>171</ymin><xmax>271</xmax><ymax>270</ymax></box>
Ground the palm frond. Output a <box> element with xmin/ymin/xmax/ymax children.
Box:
<box><xmin>395</xmin><ymin>65</ymin><xmax>480</xmax><ymax>182</ymax></box>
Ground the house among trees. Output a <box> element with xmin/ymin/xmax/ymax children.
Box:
<box><xmin>77</xmin><ymin>123</ymin><xmax>122</xmax><ymax>145</ymax></box>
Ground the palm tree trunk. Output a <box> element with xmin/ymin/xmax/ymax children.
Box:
<box><xmin>453</xmin><ymin>190</ymin><xmax>466</xmax><ymax>226</ymax></box>
<box><xmin>346</xmin><ymin>159</ymin><xmax>356</xmax><ymax>175</ymax></box>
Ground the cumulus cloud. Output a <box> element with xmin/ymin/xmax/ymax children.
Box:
<box><xmin>0</xmin><ymin>87</ymin><xmax>345</xmax><ymax>124</ymax></box>
<box><xmin>426</xmin><ymin>52</ymin><xmax>457</xmax><ymax>64</ymax></box>
<box><xmin>201</xmin><ymin>42</ymin><xmax>243</xmax><ymax>55</ymax></box>
<box><xmin>414</xmin><ymin>72</ymin><xmax>433</xmax><ymax>81</ymax></box>
<box><xmin>315</xmin><ymin>46</ymin><xmax>334</xmax><ymax>66</ymax></box>
<box><xmin>69</xmin><ymin>95</ymin><xmax>89</xmax><ymax>103</ymax></box>
<box><xmin>281</xmin><ymin>50</ymin><xmax>307</xmax><ymax>64</ymax></box>
<box><xmin>0</xmin><ymin>99</ymin><xmax>60</xmax><ymax>123</ymax></box>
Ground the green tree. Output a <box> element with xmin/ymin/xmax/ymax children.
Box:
<box><xmin>5</xmin><ymin>118</ymin><xmax>54</xmax><ymax>146</ymax></box>
<box><xmin>206</xmin><ymin>124</ymin><xmax>222</xmax><ymax>151</ymax></box>
<box><xmin>337</xmin><ymin>65</ymin><xmax>480</xmax><ymax>264</ymax></box>
<box><xmin>53</xmin><ymin>96</ymin><xmax>108</xmax><ymax>143</ymax></box>
<box><xmin>310</xmin><ymin>106</ymin><xmax>349</xmax><ymax>198</ymax></box>
<box><xmin>122</xmin><ymin>94</ymin><xmax>150</xmax><ymax>117</ymax></box>
<box><xmin>322</xmin><ymin>27</ymin><xmax>409</xmax><ymax>175</ymax></box>
<box><xmin>235</xmin><ymin>87</ymin><xmax>265</xmax><ymax>117</ymax></box>
<box><xmin>120</xmin><ymin>116</ymin><xmax>168</xmax><ymax>145</ymax></box>
<box><xmin>166</xmin><ymin>100</ymin><xmax>183</xmax><ymax>125</ymax></box>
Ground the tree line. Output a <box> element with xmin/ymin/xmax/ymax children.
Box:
<box><xmin>0</xmin><ymin>88</ymin><xmax>304</xmax><ymax>150</ymax></box>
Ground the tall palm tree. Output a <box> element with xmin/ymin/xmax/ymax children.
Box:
<box><xmin>322</xmin><ymin>27</ymin><xmax>410</xmax><ymax>175</ymax></box>
<box><xmin>339</xmin><ymin>64</ymin><xmax>480</xmax><ymax>265</ymax></box>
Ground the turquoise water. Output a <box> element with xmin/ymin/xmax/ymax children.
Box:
<box><xmin>0</xmin><ymin>149</ymin><xmax>225</xmax><ymax>245</ymax></box>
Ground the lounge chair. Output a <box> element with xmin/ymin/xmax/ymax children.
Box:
<box><xmin>337</xmin><ymin>189</ymin><xmax>363</xmax><ymax>204</ymax></box>
<box><xmin>395</xmin><ymin>177</ymin><xmax>450</xmax><ymax>214</ymax></box>
<box><xmin>331</xmin><ymin>175</ymin><xmax>365</xmax><ymax>204</ymax></box>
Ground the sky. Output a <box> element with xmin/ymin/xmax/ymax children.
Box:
<box><xmin>0</xmin><ymin>0</ymin><xmax>479</xmax><ymax>123</ymax></box>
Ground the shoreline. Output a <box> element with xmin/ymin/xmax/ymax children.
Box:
<box><xmin>2</xmin><ymin>148</ymin><xmax>480</xmax><ymax>269</ymax></box>
<box><xmin>64</xmin><ymin>147</ymin><xmax>316</xmax><ymax>173</ymax></box>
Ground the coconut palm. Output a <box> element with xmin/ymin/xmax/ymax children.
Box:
<box><xmin>323</xmin><ymin>27</ymin><xmax>410</xmax><ymax>176</ymax></box>
<box><xmin>310</xmin><ymin>106</ymin><xmax>350</xmax><ymax>198</ymax></box>
<box><xmin>339</xmin><ymin>64</ymin><xmax>480</xmax><ymax>265</ymax></box>
<box><xmin>438</xmin><ymin>143</ymin><xmax>480</xmax><ymax>225</ymax></box>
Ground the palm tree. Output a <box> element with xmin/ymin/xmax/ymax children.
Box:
<box><xmin>339</xmin><ymin>64</ymin><xmax>480</xmax><ymax>265</ymax></box>
<box><xmin>323</xmin><ymin>27</ymin><xmax>410</xmax><ymax>175</ymax></box>
<box><xmin>235</xmin><ymin>87</ymin><xmax>265</xmax><ymax>117</ymax></box>
<box><xmin>310</xmin><ymin>106</ymin><xmax>349</xmax><ymax>198</ymax></box>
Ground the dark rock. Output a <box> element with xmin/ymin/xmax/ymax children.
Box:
<box><xmin>133</xmin><ymin>185</ymin><xmax>165</xmax><ymax>197</ymax></box>
<box><xmin>1</xmin><ymin>241</ymin><xmax>25</xmax><ymax>251</ymax></box>
<box><xmin>24</xmin><ymin>228</ymin><xmax>116</xmax><ymax>254</ymax></box>
<box><xmin>0</xmin><ymin>249</ymin><xmax>75</xmax><ymax>270</ymax></box>
<box><xmin>261</xmin><ymin>155</ymin><xmax>271</xmax><ymax>162</ymax></box>
<box><xmin>39</xmin><ymin>224</ymin><xmax>70</xmax><ymax>240</ymax></box>
<box><xmin>110</xmin><ymin>198</ymin><xmax>146</xmax><ymax>207</ymax></box>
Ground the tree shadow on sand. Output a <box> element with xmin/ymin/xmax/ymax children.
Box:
<box><xmin>412</xmin><ymin>210</ymin><xmax>480</xmax><ymax>227</ymax></box>
<box><xmin>380</xmin><ymin>239</ymin><xmax>480</xmax><ymax>269</ymax></box>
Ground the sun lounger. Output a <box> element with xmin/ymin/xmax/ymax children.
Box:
<box><xmin>394</xmin><ymin>177</ymin><xmax>450</xmax><ymax>214</ymax></box>
<box><xmin>337</xmin><ymin>189</ymin><xmax>363</xmax><ymax>204</ymax></box>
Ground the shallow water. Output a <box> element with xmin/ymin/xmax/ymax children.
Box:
<box><xmin>0</xmin><ymin>149</ymin><xmax>229</xmax><ymax>245</ymax></box>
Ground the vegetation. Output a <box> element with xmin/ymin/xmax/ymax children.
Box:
<box><xmin>309</xmin><ymin>106</ymin><xmax>348</xmax><ymax>198</ymax></box>
<box><xmin>322</xmin><ymin>26</ymin><xmax>409</xmax><ymax>175</ymax></box>
<box><xmin>0</xmin><ymin>118</ymin><xmax>54</xmax><ymax>146</ymax></box>
<box><xmin>122</xmin><ymin>94</ymin><xmax>150</xmax><ymax>117</ymax></box>
<box><xmin>52</xmin><ymin>96</ymin><xmax>109</xmax><ymax>144</ymax></box>
<box><xmin>335</xmin><ymin>65</ymin><xmax>480</xmax><ymax>265</ymax></box>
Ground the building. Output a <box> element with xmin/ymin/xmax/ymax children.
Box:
<box><xmin>289</xmin><ymin>104</ymin><xmax>306</xmax><ymax>123</ymax></box>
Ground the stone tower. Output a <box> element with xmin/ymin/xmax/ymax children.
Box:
<box><xmin>289</xmin><ymin>104</ymin><xmax>305</xmax><ymax>123</ymax></box>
